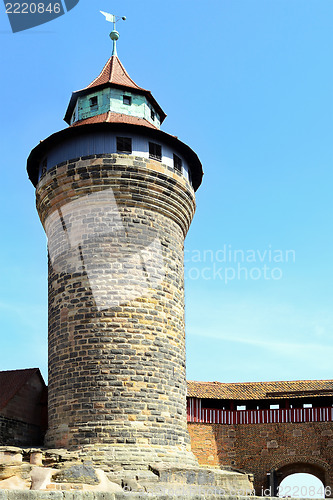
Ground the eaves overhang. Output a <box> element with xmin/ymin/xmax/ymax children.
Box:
<box><xmin>27</xmin><ymin>122</ymin><xmax>203</xmax><ymax>191</ymax></box>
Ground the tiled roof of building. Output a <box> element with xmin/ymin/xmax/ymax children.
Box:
<box><xmin>0</xmin><ymin>368</ymin><xmax>42</xmax><ymax>410</ymax></box>
<box><xmin>86</xmin><ymin>55</ymin><xmax>144</xmax><ymax>91</ymax></box>
<box><xmin>71</xmin><ymin>112</ymin><xmax>158</xmax><ymax>129</ymax></box>
<box><xmin>187</xmin><ymin>379</ymin><xmax>333</xmax><ymax>400</ymax></box>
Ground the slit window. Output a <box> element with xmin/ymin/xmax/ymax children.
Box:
<box><xmin>89</xmin><ymin>96</ymin><xmax>98</xmax><ymax>109</ymax></box>
<box><xmin>117</xmin><ymin>137</ymin><xmax>132</xmax><ymax>154</ymax></box>
<box><xmin>150</xmin><ymin>108</ymin><xmax>155</xmax><ymax>120</ymax></box>
<box><xmin>149</xmin><ymin>142</ymin><xmax>162</xmax><ymax>161</ymax></box>
<box><xmin>123</xmin><ymin>95</ymin><xmax>132</xmax><ymax>105</ymax></box>
<box><xmin>173</xmin><ymin>154</ymin><xmax>182</xmax><ymax>173</ymax></box>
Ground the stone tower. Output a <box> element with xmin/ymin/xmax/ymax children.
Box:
<box><xmin>27</xmin><ymin>27</ymin><xmax>203</xmax><ymax>470</ymax></box>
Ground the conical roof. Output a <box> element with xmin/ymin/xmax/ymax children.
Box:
<box><xmin>87</xmin><ymin>55</ymin><xmax>144</xmax><ymax>91</ymax></box>
<box><xmin>64</xmin><ymin>55</ymin><xmax>166</xmax><ymax>126</ymax></box>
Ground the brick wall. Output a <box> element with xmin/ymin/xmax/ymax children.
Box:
<box><xmin>36</xmin><ymin>152</ymin><xmax>198</xmax><ymax>469</ymax></box>
<box><xmin>188</xmin><ymin>422</ymin><xmax>333</xmax><ymax>495</ymax></box>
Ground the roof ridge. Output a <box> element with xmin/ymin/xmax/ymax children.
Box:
<box><xmin>0</xmin><ymin>367</ymin><xmax>39</xmax><ymax>375</ymax></box>
<box><xmin>109</xmin><ymin>56</ymin><xmax>115</xmax><ymax>84</ymax></box>
<box><xmin>188</xmin><ymin>379</ymin><xmax>333</xmax><ymax>385</ymax></box>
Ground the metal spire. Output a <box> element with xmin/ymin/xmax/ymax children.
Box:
<box><xmin>100</xmin><ymin>11</ymin><xmax>126</xmax><ymax>57</ymax></box>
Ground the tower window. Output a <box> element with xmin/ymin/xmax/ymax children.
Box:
<box><xmin>173</xmin><ymin>154</ymin><xmax>182</xmax><ymax>173</ymax></box>
<box><xmin>123</xmin><ymin>95</ymin><xmax>131</xmax><ymax>105</ymax></box>
<box><xmin>89</xmin><ymin>96</ymin><xmax>98</xmax><ymax>109</ymax></box>
<box><xmin>117</xmin><ymin>137</ymin><xmax>132</xmax><ymax>154</ymax></box>
<box><xmin>149</xmin><ymin>142</ymin><xmax>162</xmax><ymax>161</ymax></box>
<box><xmin>150</xmin><ymin>108</ymin><xmax>155</xmax><ymax>120</ymax></box>
<box><xmin>41</xmin><ymin>158</ymin><xmax>47</xmax><ymax>176</ymax></box>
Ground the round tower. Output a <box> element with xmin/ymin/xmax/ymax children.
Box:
<box><xmin>27</xmin><ymin>29</ymin><xmax>203</xmax><ymax>470</ymax></box>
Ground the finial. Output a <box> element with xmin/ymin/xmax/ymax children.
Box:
<box><xmin>100</xmin><ymin>11</ymin><xmax>126</xmax><ymax>57</ymax></box>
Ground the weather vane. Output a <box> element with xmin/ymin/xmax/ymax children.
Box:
<box><xmin>100</xmin><ymin>11</ymin><xmax>126</xmax><ymax>56</ymax></box>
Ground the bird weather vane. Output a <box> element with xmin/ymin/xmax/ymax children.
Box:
<box><xmin>100</xmin><ymin>11</ymin><xmax>126</xmax><ymax>56</ymax></box>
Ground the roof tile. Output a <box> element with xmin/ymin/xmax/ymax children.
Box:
<box><xmin>187</xmin><ymin>379</ymin><xmax>333</xmax><ymax>400</ymax></box>
<box><xmin>0</xmin><ymin>368</ymin><xmax>42</xmax><ymax>410</ymax></box>
<box><xmin>86</xmin><ymin>55</ymin><xmax>145</xmax><ymax>91</ymax></box>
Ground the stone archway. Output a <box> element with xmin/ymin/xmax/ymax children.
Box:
<box><xmin>277</xmin><ymin>462</ymin><xmax>326</xmax><ymax>486</ymax></box>
<box><xmin>269</xmin><ymin>462</ymin><xmax>331</xmax><ymax>498</ymax></box>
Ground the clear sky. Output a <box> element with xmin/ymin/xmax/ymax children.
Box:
<box><xmin>1</xmin><ymin>0</ymin><xmax>333</xmax><ymax>385</ymax></box>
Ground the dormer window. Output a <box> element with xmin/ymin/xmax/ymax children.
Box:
<box><xmin>89</xmin><ymin>96</ymin><xmax>98</xmax><ymax>109</ymax></box>
<box><xmin>123</xmin><ymin>95</ymin><xmax>131</xmax><ymax>105</ymax></box>
<box><xmin>149</xmin><ymin>142</ymin><xmax>162</xmax><ymax>162</ymax></box>
<box><xmin>173</xmin><ymin>154</ymin><xmax>182</xmax><ymax>173</ymax></box>
<box><xmin>117</xmin><ymin>137</ymin><xmax>132</xmax><ymax>154</ymax></box>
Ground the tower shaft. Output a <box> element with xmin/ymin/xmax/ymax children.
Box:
<box><xmin>36</xmin><ymin>151</ymin><xmax>198</xmax><ymax>468</ymax></box>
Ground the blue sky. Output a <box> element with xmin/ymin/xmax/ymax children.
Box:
<box><xmin>1</xmin><ymin>0</ymin><xmax>333</xmax><ymax>385</ymax></box>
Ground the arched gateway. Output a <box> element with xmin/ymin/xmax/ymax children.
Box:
<box><xmin>267</xmin><ymin>461</ymin><xmax>329</xmax><ymax>497</ymax></box>
<box><xmin>187</xmin><ymin>379</ymin><xmax>333</xmax><ymax>496</ymax></box>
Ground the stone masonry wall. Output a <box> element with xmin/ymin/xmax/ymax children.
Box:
<box><xmin>0</xmin><ymin>416</ymin><xmax>41</xmax><ymax>447</ymax></box>
<box><xmin>188</xmin><ymin>422</ymin><xmax>333</xmax><ymax>495</ymax></box>
<box><xmin>35</xmin><ymin>153</ymin><xmax>197</xmax><ymax>469</ymax></box>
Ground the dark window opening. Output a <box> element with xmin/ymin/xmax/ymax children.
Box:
<box><xmin>123</xmin><ymin>95</ymin><xmax>132</xmax><ymax>105</ymax></box>
<box><xmin>89</xmin><ymin>96</ymin><xmax>98</xmax><ymax>109</ymax></box>
<box><xmin>117</xmin><ymin>137</ymin><xmax>132</xmax><ymax>154</ymax></box>
<box><xmin>41</xmin><ymin>158</ymin><xmax>47</xmax><ymax>176</ymax></box>
<box><xmin>173</xmin><ymin>154</ymin><xmax>182</xmax><ymax>173</ymax></box>
<box><xmin>149</xmin><ymin>142</ymin><xmax>162</xmax><ymax>161</ymax></box>
<box><xmin>151</xmin><ymin>108</ymin><xmax>155</xmax><ymax>120</ymax></box>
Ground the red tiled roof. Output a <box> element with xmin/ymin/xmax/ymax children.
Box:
<box><xmin>86</xmin><ymin>55</ymin><xmax>145</xmax><ymax>91</ymax></box>
<box><xmin>187</xmin><ymin>379</ymin><xmax>333</xmax><ymax>400</ymax></box>
<box><xmin>0</xmin><ymin>368</ymin><xmax>43</xmax><ymax>410</ymax></box>
<box><xmin>71</xmin><ymin>112</ymin><xmax>158</xmax><ymax>129</ymax></box>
